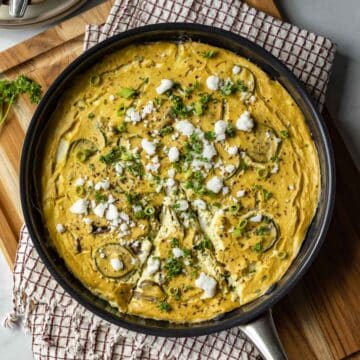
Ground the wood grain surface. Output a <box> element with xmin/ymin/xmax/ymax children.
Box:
<box><xmin>0</xmin><ymin>1</ymin><xmax>359</xmax><ymax>359</ymax></box>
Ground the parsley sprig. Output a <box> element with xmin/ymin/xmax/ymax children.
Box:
<box><xmin>0</xmin><ymin>75</ymin><xmax>42</xmax><ymax>130</ymax></box>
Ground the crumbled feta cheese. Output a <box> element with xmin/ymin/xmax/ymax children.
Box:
<box><xmin>271</xmin><ymin>163</ymin><xmax>279</xmax><ymax>174</ymax></box>
<box><xmin>141</xmin><ymin>138</ymin><xmax>157</xmax><ymax>155</ymax></box>
<box><xmin>109</xmin><ymin>94</ymin><xmax>116</xmax><ymax>101</ymax></box>
<box><xmin>237</xmin><ymin>190</ymin><xmax>246</xmax><ymax>198</ymax></box>
<box><xmin>70</xmin><ymin>199</ymin><xmax>89</xmax><ymax>215</ymax></box>
<box><xmin>288</xmin><ymin>185</ymin><xmax>295</xmax><ymax>190</ymax></box>
<box><xmin>166</xmin><ymin>178</ymin><xmax>176</xmax><ymax>188</ymax></box>
<box><xmin>146</xmin><ymin>257</ymin><xmax>160</xmax><ymax>275</ymax></box>
<box><xmin>206</xmin><ymin>176</ymin><xmax>223</xmax><ymax>194</ymax></box>
<box><xmin>119</xmin><ymin>223</ymin><xmax>128</xmax><ymax>232</ymax></box>
<box><xmin>202</xmin><ymin>142</ymin><xmax>217</xmax><ymax>161</ymax></box>
<box><xmin>249</xmin><ymin>214</ymin><xmax>262</xmax><ymax>222</ymax></box>
<box><xmin>95</xmin><ymin>180</ymin><xmax>110</xmax><ymax>191</ymax></box>
<box><xmin>192</xmin><ymin>199</ymin><xmax>206</xmax><ymax>210</ymax></box>
<box><xmin>248</xmin><ymin>95</ymin><xmax>257</xmax><ymax>104</ymax></box>
<box><xmin>168</xmin><ymin>147</ymin><xmax>180</xmax><ymax>162</ymax></box>
<box><xmin>167</xmin><ymin>168</ymin><xmax>176</xmax><ymax>178</ymax></box>
<box><xmin>274</xmin><ymin>137</ymin><xmax>282</xmax><ymax>144</ymax></box>
<box><xmin>106</xmin><ymin>204</ymin><xmax>118</xmax><ymax>221</ymax></box>
<box><xmin>156</xmin><ymin>79</ymin><xmax>174</xmax><ymax>94</ymax></box>
<box><xmin>107</xmin><ymin>194</ymin><xmax>115</xmax><ymax>204</ymax></box>
<box><xmin>206</xmin><ymin>75</ymin><xmax>220</xmax><ymax>91</ymax></box>
<box><xmin>145</xmin><ymin>155</ymin><xmax>160</xmax><ymax>173</ymax></box>
<box><xmin>232</xmin><ymin>65</ymin><xmax>241</xmax><ymax>75</ymax></box>
<box><xmin>82</xmin><ymin>218</ymin><xmax>92</xmax><ymax>225</ymax></box>
<box><xmin>195</xmin><ymin>272</ymin><xmax>217</xmax><ymax>299</ymax></box>
<box><xmin>175</xmin><ymin>120</ymin><xmax>194</xmax><ymax>137</ymax></box>
<box><xmin>56</xmin><ymin>224</ymin><xmax>65</xmax><ymax>233</ymax></box>
<box><xmin>87</xmin><ymin>180</ymin><xmax>94</xmax><ymax>188</ymax></box>
<box><xmin>224</xmin><ymin>164</ymin><xmax>235</xmax><ymax>173</ymax></box>
<box><xmin>74</xmin><ymin>177</ymin><xmax>85</xmax><ymax>187</ymax></box>
<box><xmin>222</xmin><ymin>186</ymin><xmax>229</xmax><ymax>195</ymax></box>
<box><xmin>227</xmin><ymin>146</ymin><xmax>238</xmax><ymax>156</ymax></box>
<box><xmin>141</xmin><ymin>100</ymin><xmax>155</xmax><ymax>119</ymax></box>
<box><xmin>125</xmin><ymin>107</ymin><xmax>141</xmax><ymax>123</ymax></box>
<box><xmin>176</xmin><ymin>200</ymin><xmax>189</xmax><ymax>211</ymax></box>
<box><xmin>110</xmin><ymin>258</ymin><xmax>123</xmax><ymax>271</ymax></box>
<box><xmin>172</xmin><ymin>247</ymin><xmax>184</xmax><ymax>258</ymax></box>
<box><xmin>93</xmin><ymin>202</ymin><xmax>107</xmax><ymax>218</ymax></box>
<box><xmin>119</xmin><ymin>211</ymin><xmax>130</xmax><ymax>222</ymax></box>
<box><xmin>114</xmin><ymin>163</ymin><xmax>123</xmax><ymax>175</ymax></box>
<box><xmin>132</xmin><ymin>204</ymin><xmax>142</xmax><ymax>213</ymax></box>
<box><xmin>236</xmin><ymin>111</ymin><xmax>254</xmax><ymax>132</ymax></box>
<box><xmin>214</xmin><ymin>120</ymin><xmax>227</xmax><ymax>141</ymax></box>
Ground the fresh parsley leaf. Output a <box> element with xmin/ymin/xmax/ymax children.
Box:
<box><xmin>158</xmin><ymin>301</ymin><xmax>172</xmax><ymax>312</ymax></box>
<box><xmin>201</xmin><ymin>50</ymin><xmax>218</xmax><ymax>59</ymax></box>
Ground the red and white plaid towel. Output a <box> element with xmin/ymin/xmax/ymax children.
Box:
<box><xmin>4</xmin><ymin>1</ymin><xmax>336</xmax><ymax>359</ymax></box>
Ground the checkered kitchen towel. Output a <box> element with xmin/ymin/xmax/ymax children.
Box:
<box><xmin>4</xmin><ymin>1</ymin><xmax>336</xmax><ymax>359</ymax></box>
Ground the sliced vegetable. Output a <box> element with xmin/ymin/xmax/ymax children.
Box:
<box><xmin>133</xmin><ymin>280</ymin><xmax>166</xmax><ymax>303</ymax></box>
<box><xmin>90</xmin><ymin>74</ymin><xmax>101</xmax><ymax>86</ymax></box>
<box><xmin>94</xmin><ymin>243</ymin><xmax>136</xmax><ymax>279</ymax></box>
<box><xmin>118</xmin><ymin>87</ymin><xmax>137</xmax><ymax>99</ymax></box>
<box><xmin>70</xmin><ymin>139</ymin><xmax>98</xmax><ymax>162</ymax></box>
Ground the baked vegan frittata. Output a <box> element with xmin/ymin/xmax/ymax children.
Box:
<box><xmin>41</xmin><ymin>41</ymin><xmax>320</xmax><ymax>323</ymax></box>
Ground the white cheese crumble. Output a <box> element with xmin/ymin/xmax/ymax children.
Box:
<box><xmin>125</xmin><ymin>107</ymin><xmax>141</xmax><ymax>124</ymax></box>
<box><xmin>94</xmin><ymin>180</ymin><xmax>110</xmax><ymax>191</ymax></box>
<box><xmin>206</xmin><ymin>176</ymin><xmax>223</xmax><ymax>194</ymax></box>
<box><xmin>195</xmin><ymin>272</ymin><xmax>217</xmax><ymax>299</ymax></box>
<box><xmin>156</xmin><ymin>79</ymin><xmax>174</xmax><ymax>94</ymax></box>
<box><xmin>106</xmin><ymin>204</ymin><xmax>119</xmax><ymax>221</ymax></box>
<box><xmin>82</xmin><ymin>218</ymin><xmax>92</xmax><ymax>225</ymax></box>
<box><xmin>222</xmin><ymin>186</ymin><xmax>229</xmax><ymax>195</ymax></box>
<box><xmin>141</xmin><ymin>138</ymin><xmax>157</xmax><ymax>155</ymax></box>
<box><xmin>202</xmin><ymin>142</ymin><xmax>217</xmax><ymax>161</ymax></box>
<box><xmin>74</xmin><ymin>177</ymin><xmax>85</xmax><ymax>187</ymax></box>
<box><xmin>175</xmin><ymin>120</ymin><xmax>194</xmax><ymax>137</ymax></box>
<box><xmin>119</xmin><ymin>211</ymin><xmax>130</xmax><ymax>222</ymax></box>
<box><xmin>167</xmin><ymin>168</ymin><xmax>176</xmax><ymax>178</ymax></box>
<box><xmin>119</xmin><ymin>223</ymin><xmax>128</xmax><ymax>232</ymax></box>
<box><xmin>141</xmin><ymin>100</ymin><xmax>155</xmax><ymax>119</ymax></box>
<box><xmin>192</xmin><ymin>199</ymin><xmax>207</xmax><ymax>210</ymax></box>
<box><xmin>227</xmin><ymin>146</ymin><xmax>238</xmax><ymax>156</ymax></box>
<box><xmin>172</xmin><ymin>247</ymin><xmax>184</xmax><ymax>258</ymax></box>
<box><xmin>70</xmin><ymin>199</ymin><xmax>89</xmax><ymax>215</ymax></box>
<box><xmin>110</xmin><ymin>258</ymin><xmax>123</xmax><ymax>271</ymax></box>
<box><xmin>274</xmin><ymin>137</ymin><xmax>282</xmax><ymax>144</ymax></box>
<box><xmin>166</xmin><ymin>178</ymin><xmax>176</xmax><ymax>188</ymax></box>
<box><xmin>224</xmin><ymin>164</ymin><xmax>235</xmax><ymax>173</ymax></box>
<box><xmin>214</xmin><ymin>120</ymin><xmax>228</xmax><ymax>141</ymax></box>
<box><xmin>206</xmin><ymin>75</ymin><xmax>220</xmax><ymax>91</ymax></box>
<box><xmin>114</xmin><ymin>163</ymin><xmax>123</xmax><ymax>175</ymax></box>
<box><xmin>232</xmin><ymin>65</ymin><xmax>241</xmax><ymax>75</ymax></box>
<box><xmin>146</xmin><ymin>257</ymin><xmax>160</xmax><ymax>275</ymax></box>
<box><xmin>249</xmin><ymin>214</ymin><xmax>262</xmax><ymax>222</ymax></box>
<box><xmin>145</xmin><ymin>155</ymin><xmax>160</xmax><ymax>173</ymax></box>
<box><xmin>236</xmin><ymin>111</ymin><xmax>254</xmax><ymax>132</ymax></box>
<box><xmin>288</xmin><ymin>185</ymin><xmax>295</xmax><ymax>190</ymax></box>
<box><xmin>168</xmin><ymin>147</ymin><xmax>180</xmax><ymax>162</ymax></box>
<box><xmin>237</xmin><ymin>190</ymin><xmax>246</xmax><ymax>198</ymax></box>
<box><xmin>56</xmin><ymin>224</ymin><xmax>65</xmax><ymax>233</ymax></box>
<box><xmin>176</xmin><ymin>199</ymin><xmax>189</xmax><ymax>211</ymax></box>
<box><xmin>93</xmin><ymin>202</ymin><xmax>107</xmax><ymax>218</ymax></box>
<box><xmin>109</xmin><ymin>94</ymin><xmax>116</xmax><ymax>102</ymax></box>
<box><xmin>271</xmin><ymin>163</ymin><xmax>279</xmax><ymax>174</ymax></box>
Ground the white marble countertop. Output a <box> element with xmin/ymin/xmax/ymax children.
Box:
<box><xmin>0</xmin><ymin>1</ymin><xmax>359</xmax><ymax>359</ymax></box>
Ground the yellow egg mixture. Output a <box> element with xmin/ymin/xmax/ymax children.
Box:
<box><xmin>41</xmin><ymin>41</ymin><xmax>320</xmax><ymax>323</ymax></box>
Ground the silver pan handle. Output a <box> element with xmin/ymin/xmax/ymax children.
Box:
<box><xmin>9</xmin><ymin>0</ymin><xmax>28</xmax><ymax>17</ymax></box>
<box><xmin>239</xmin><ymin>309</ymin><xmax>288</xmax><ymax>360</ymax></box>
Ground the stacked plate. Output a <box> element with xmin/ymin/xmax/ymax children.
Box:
<box><xmin>0</xmin><ymin>0</ymin><xmax>87</xmax><ymax>28</ymax></box>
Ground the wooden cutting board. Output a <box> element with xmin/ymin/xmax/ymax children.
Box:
<box><xmin>0</xmin><ymin>1</ymin><xmax>359</xmax><ymax>359</ymax></box>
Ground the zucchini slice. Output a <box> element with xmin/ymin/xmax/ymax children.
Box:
<box><xmin>133</xmin><ymin>280</ymin><xmax>166</xmax><ymax>303</ymax></box>
<box><xmin>69</xmin><ymin>139</ymin><xmax>98</xmax><ymax>162</ymax></box>
<box><xmin>235</xmin><ymin>211</ymin><xmax>279</xmax><ymax>252</ymax></box>
<box><xmin>244</xmin><ymin>124</ymin><xmax>280</xmax><ymax>164</ymax></box>
<box><xmin>237</xmin><ymin>67</ymin><xmax>255</xmax><ymax>99</ymax></box>
<box><xmin>94</xmin><ymin>243</ymin><xmax>136</xmax><ymax>279</ymax></box>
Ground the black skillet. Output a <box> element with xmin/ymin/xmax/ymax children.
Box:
<box><xmin>20</xmin><ymin>23</ymin><xmax>335</xmax><ymax>359</ymax></box>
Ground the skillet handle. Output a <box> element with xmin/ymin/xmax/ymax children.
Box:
<box><xmin>239</xmin><ymin>309</ymin><xmax>287</xmax><ymax>360</ymax></box>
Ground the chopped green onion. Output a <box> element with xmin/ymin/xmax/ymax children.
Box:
<box><xmin>194</xmin><ymin>101</ymin><xmax>204</xmax><ymax>116</ymax></box>
<box><xmin>230</xmin><ymin>204</ymin><xmax>240</xmax><ymax>214</ymax></box>
<box><xmin>90</xmin><ymin>75</ymin><xmax>101</xmax><ymax>86</ymax></box>
<box><xmin>277</xmin><ymin>251</ymin><xmax>288</xmax><ymax>260</ymax></box>
<box><xmin>144</xmin><ymin>206</ymin><xmax>155</xmax><ymax>216</ymax></box>
<box><xmin>118</xmin><ymin>87</ymin><xmax>137</xmax><ymax>99</ymax></box>
<box><xmin>117</xmin><ymin>122</ymin><xmax>127</xmax><ymax>133</ymax></box>
<box><xmin>134</xmin><ymin>210</ymin><xmax>145</xmax><ymax>219</ymax></box>
<box><xmin>117</xmin><ymin>103</ymin><xmax>126</xmax><ymax>116</ymax></box>
<box><xmin>280</xmin><ymin>130</ymin><xmax>289</xmax><ymax>139</ymax></box>
<box><xmin>257</xmin><ymin>168</ymin><xmax>269</xmax><ymax>179</ymax></box>
<box><xmin>169</xmin><ymin>287</ymin><xmax>181</xmax><ymax>300</ymax></box>
<box><xmin>76</xmin><ymin>186</ymin><xmax>85</xmax><ymax>196</ymax></box>
<box><xmin>87</xmin><ymin>112</ymin><xmax>95</xmax><ymax>119</ymax></box>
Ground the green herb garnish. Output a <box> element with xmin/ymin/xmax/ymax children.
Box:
<box><xmin>159</xmin><ymin>125</ymin><xmax>174</xmax><ymax>136</ymax></box>
<box><xmin>164</xmin><ymin>257</ymin><xmax>183</xmax><ymax>280</ymax></box>
<box><xmin>280</xmin><ymin>130</ymin><xmax>290</xmax><ymax>139</ymax></box>
<box><xmin>0</xmin><ymin>75</ymin><xmax>42</xmax><ymax>130</ymax></box>
<box><xmin>158</xmin><ymin>301</ymin><xmax>172</xmax><ymax>312</ymax></box>
<box><xmin>252</xmin><ymin>242</ymin><xmax>263</xmax><ymax>253</ymax></box>
<box><xmin>194</xmin><ymin>236</ymin><xmax>214</xmax><ymax>252</ymax></box>
<box><xmin>201</xmin><ymin>50</ymin><xmax>218</xmax><ymax>59</ymax></box>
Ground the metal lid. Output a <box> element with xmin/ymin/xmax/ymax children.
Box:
<box><xmin>0</xmin><ymin>0</ymin><xmax>87</xmax><ymax>28</ymax></box>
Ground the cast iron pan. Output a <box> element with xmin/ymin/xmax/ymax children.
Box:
<box><xmin>20</xmin><ymin>23</ymin><xmax>335</xmax><ymax>359</ymax></box>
